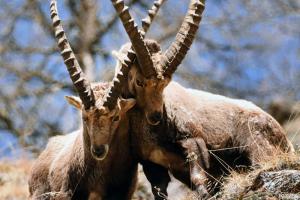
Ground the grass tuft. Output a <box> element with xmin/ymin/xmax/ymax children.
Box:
<box><xmin>0</xmin><ymin>159</ymin><xmax>32</xmax><ymax>200</ymax></box>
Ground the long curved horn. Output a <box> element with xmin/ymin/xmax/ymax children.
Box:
<box><xmin>110</xmin><ymin>0</ymin><xmax>156</xmax><ymax>78</ymax></box>
<box><xmin>161</xmin><ymin>0</ymin><xmax>205</xmax><ymax>76</ymax></box>
<box><xmin>50</xmin><ymin>0</ymin><xmax>95</xmax><ymax>109</ymax></box>
<box><xmin>103</xmin><ymin>0</ymin><xmax>165</xmax><ymax>109</ymax></box>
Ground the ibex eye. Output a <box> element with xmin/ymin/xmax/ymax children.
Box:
<box><xmin>113</xmin><ymin>116</ymin><xmax>120</xmax><ymax>122</ymax></box>
<box><xmin>82</xmin><ymin>116</ymin><xmax>88</xmax><ymax>122</ymax></box>
<box><xmin>136</xmin><ymin>79</ymin><xmax>143</xmax><ymax>87</ymax></box>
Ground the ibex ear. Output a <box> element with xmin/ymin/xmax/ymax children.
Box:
<box><xmin>65</xmin><ymin>96</ymin><xmax>82</xmax><ymax>110</ymax></box>
<box><xmin>119</xmin><ymin>98</ymin><xmax>136</xmax><ymax>113</ymax></box>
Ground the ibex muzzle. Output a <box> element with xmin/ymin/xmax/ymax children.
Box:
<box><xmin>111</xmin><ymin>0</ymin><xmax>205</xmax><ymax>126</ymax></box>
<box><xmin>91</xmin><ymin>144</ymin><xmax>109</xmax><ymax>160</ymax></box>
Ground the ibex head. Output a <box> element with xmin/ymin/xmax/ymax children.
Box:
<box><xmin>50</xmin><ymin>1</ymin><xmax>135</xmax><ymax>160</ymax></box>
<box><xmin>111</xmin><ymin>0</ymin><xmax>205</xmax><ymax>125</ymax></box>
<box><xmin>114</xmin><ymin>40</ymin><xmax>169</xmax><ymax>125</ymax></box>
<box><xmin>65</xmin><ymin>86</ymin><xmax>135</xmax><ymax>161</ymax></box>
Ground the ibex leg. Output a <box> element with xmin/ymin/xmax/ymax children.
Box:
<box><xmin>142</xmin><ymin>160</ymin><xmax>170</xmax><ymax>200</ymax></box>
<box><xmin>180</xmin><ymin>137</ymin><xmax>211</xmax><ymax>200</ymax></box>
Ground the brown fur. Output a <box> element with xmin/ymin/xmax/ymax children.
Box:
<box><xmin>28</xmin><ymin>83</ymin><xmax>137</xmax><ymax>200</ymax></box>
<box><xmin>128</xmin><ymin>81</ymin><xmax>294</xmax><ymax>198</ymax></box>
<box><xmin>114</xmin><ymin>42</ymin><xmax>293</xmax><ymax>199</ymax></box>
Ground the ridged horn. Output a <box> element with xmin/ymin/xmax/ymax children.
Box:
<box><xmin>141</xmin><ymin>0</ymin><xmax>166</xmax><ymax>34</ymax></box>
<box><xmin>103</xmin><ymin>49</ymin><xmax>136</xmax><ymax>110</ymax></box>
<box><xmin>110</xmin><ymin>0</ymin><xmax>156</xmax><ymax>78</ymax></box>
<box><xmin>161</xmin><ymin>0</ymin><xmax>205</xmax><ymax>76</ymax></box>
<box><xmin>50</xmin><ymin>0</ymin><xmax>95</xmax><ymax>109</ymax></box>
<box><xmin>103</xmin><ymin>0</ymin><xmax>165</xmax><ymax>109</ymax></box>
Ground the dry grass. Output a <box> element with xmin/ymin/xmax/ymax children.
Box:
<box><xmin>215</xmin><ymin>151</ymin><xmax>300</xmax><ymax>199</ymax></box>
<box><xmin>0</xmin><ymin>150</ymin><xmax>298</xmax><ymax>200</ymax></box>
<box><xmin>0</xmin><ymin>161</ymin><xmax>191</xmax><ymax>200</ymax></box>
<box><xmin>0</xmin><ymin>159</ymin><xmax>32</xmax><ymax>200</ymax></box>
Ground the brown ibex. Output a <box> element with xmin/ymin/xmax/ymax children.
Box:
<box><xmin>28</xmin><ymin>1</ymin><xmax>139</xmax><ymax>199</ymax></box>
<box><xmin>29</xmin><ymin>1</ymin><xmax>167</xmax><ymax>199</ymax></box>
<box><xmin>110</xmin><ymin>0</ymin><xmax>294</xmax><ymax>199</ymax></box>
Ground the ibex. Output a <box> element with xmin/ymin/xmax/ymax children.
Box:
<box><xmin>28</xmin><ymin>1</ymin><xmax>139</xmax><ymax>199</ymax></box>
<box><xmin>110</xmin><ymin>0</ymin><xmax>294</xmax><ymax>199</ymax></box>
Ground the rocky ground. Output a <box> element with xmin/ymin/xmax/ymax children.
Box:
<box><xmin>1</xmin><ymin>152</ymin><xmax>300</xmax><ymax>200</ymax></box>
<box><xmin>212</xmin><ymin>152</ymin><xmax>300</xmax><ymax>200</ymax></box>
